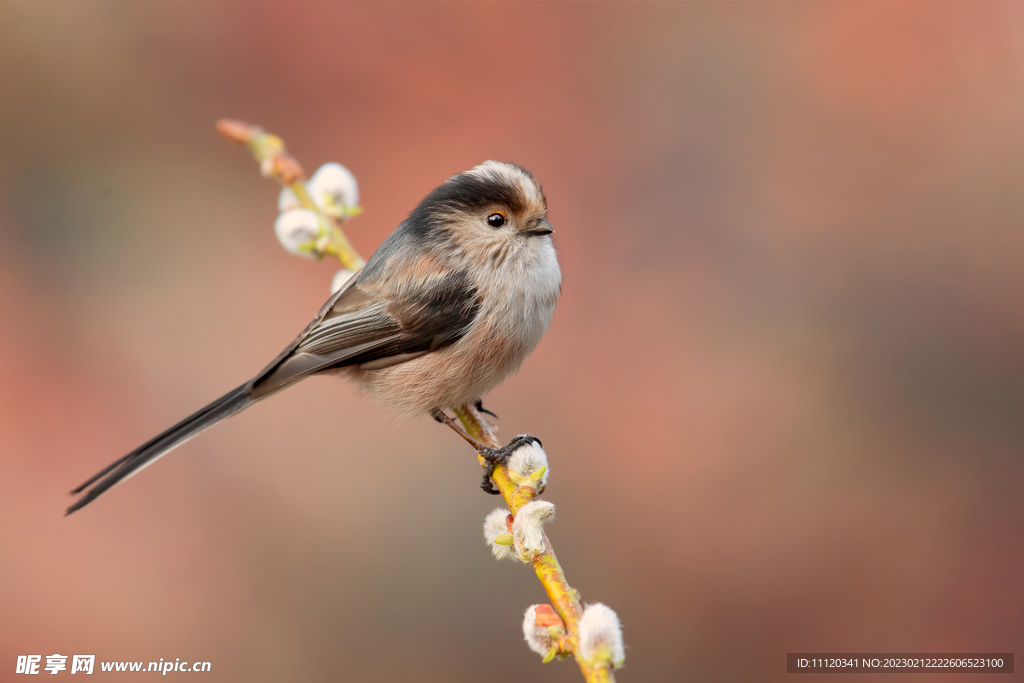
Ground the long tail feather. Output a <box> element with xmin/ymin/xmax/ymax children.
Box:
<box><xmin>67</xmin><ymin>384</ymin><xmax>254</xmax><ymax>515</ymax></box>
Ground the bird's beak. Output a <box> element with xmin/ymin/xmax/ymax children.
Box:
<box><xmin>527</xmin><ymin>219</ymin><xmax>554</xmax><ymax>237</ymax></box>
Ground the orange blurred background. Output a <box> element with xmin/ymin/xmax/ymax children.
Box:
<box><xmin>1</xmin><ymin>2</ymin><xmax>1022</xmax><ymax>681</ymax></box>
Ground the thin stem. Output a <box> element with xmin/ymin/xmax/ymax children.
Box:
<box><xmin>215</xmin><ymin>119</ymin><xmax>365</xmax><ymax>271</ymax></box>
<box><xmin>291</xmin><ymin>178</ymin><xmax>366</xmax><ymax>270</ymax></box>
<box><xmin>454</xmin><ymin>404</ymin><xmax>616</xmax><ymax>683</ymax></box>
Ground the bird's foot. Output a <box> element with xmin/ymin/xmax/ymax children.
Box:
<box><xmin>476</xmin><ymin>434</ymin><xmax>542</xmax><ymax>494</ymax></box>
<box><xmin>431</xmin><ymin>408</ymin><xmax>540</xmax><ymax>495</ymax></box>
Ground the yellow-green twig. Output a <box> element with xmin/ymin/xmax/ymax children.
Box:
<box><xmin>454</xmin><ymin>404</ymin><xmax>615</xmax><ymax>683</ymax></box>
<box><xmin>216</xmin><ymin>119</ymin><xmax>365</xmax><ymax>271</ymax></box>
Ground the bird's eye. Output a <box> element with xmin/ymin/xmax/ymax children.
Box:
<box><xmin>486</xmin><ymin>212</ymin><xmax>507</xmax><ymax>228</ymax></box>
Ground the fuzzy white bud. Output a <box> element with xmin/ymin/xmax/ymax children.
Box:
<box><xmin>507</xmin><ymin>439</ymin><xmax>549</xmax><ymax>492</ymax></box>
<box><xmin>274</xmin><ymin>209</ymin><xmax>323</xmax><ymax>258</ymax></box>
<box><xmin>511</xmin><ymin>500</ymin><xmax>555</xmax><ymax>561</ymax></box>
<box><xmin>277</xmin><ymin>186</ymin><xmax>302</xmax><ymax>213</ymax></box>
<box><xmin>307</xmin><ymin>162</ymin><xmax>359</xmax><ymax>217</ymax></box>
<box><xmin>483</xmin><ymin>508</ymin><xmax>516</xmax><ymax>561</ymax></box>
<box><xmin>522</xmin><ymin>604</ymin><xmax>565</xmax><ymax>658</ymax></box>
<box><xmin>277</xmin><ymin>163</ymin><xmax>360</xmax><ymax>218</ymax></box>
<box><xmin>577</xmin><ymin>603</ymin><xmax>625</xmax><ymax>668</ymax></box>
<box><xmin>331</xmin><ymin>268</ymin><xmax>355</xmax><ymax>294</ymax></box>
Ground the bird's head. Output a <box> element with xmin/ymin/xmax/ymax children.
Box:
<box><xmin>408</xmin><ymin>161</ymin><xmax>553</xmax><ymax>267</ymax></box>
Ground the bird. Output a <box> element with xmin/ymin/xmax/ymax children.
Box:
<box><xmin>67</xmin><ymin>161</ymin><xmax>561</xmax><ymax>514</ymax></box>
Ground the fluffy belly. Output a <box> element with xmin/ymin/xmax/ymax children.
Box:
<box><xmin>344</xmin><ymin>243</ymin><xmax>560</xmax><ymax>417</ymax></box>
<box><xmin>343</xmin><ymin>309</ymin><xmax>546</xmax><ymax>418</ymax></box>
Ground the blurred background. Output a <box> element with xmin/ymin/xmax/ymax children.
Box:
<box><xmin>1</xmin><ymin>1</ymin><xmax>1022</xmax><ymax>681</ymax></box>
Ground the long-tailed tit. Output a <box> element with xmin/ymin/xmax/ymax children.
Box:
<box><xmin>67</xmin><ymin>161</ymin><xmax>560</xmax><ymax>514</ymax></box>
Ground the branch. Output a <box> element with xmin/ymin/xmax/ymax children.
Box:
<box><xmin>455</xmin><ymin>405</ymin><xmax>619</xmax><ymax>682</ymax></box>
<box><xmin>217</xmin><ymin>120</ymin><xmax>624</xmax><ymax>681</ymax></box>
<box><xmin>215</xmin><ymin>119</ymin><xmax>364</xmax><ymax>271</ymax></box>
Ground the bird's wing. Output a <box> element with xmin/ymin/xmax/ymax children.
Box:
<box><xmin>248</xmin><ymin>268</ymin><xmax>480</xmax><ymax>399</ymax></box>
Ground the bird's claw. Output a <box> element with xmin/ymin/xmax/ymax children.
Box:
<box><xmin>478</xmin><ymin>434</ymin><xmax>543</xmax><ymax>494</ymax></box>
<box><xmin>473</xmin><ymin>398</ymin><xmax>498</xmax><ymax>419</ymax></box>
